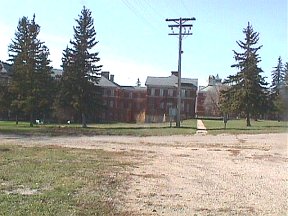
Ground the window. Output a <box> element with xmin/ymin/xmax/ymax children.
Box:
<box><xmin>160</xmin><ymin>89</ymin><xmax>164</xmax><ymax>97</ymax></box>
<box><xmin>181</xmin><ymin>102</ymin><xmax>185</xmax><ymax>112</ymax></box>
<box><xmin>151</xmin><ymin>88</ymin><xmax>155</xmax><ymax>96</ymax></box>
<box><xmin>181</xmin><ymin>89</ymin><xmax>186</xmax><ymax>97</ymax></box>
<box><xmin>168</xmin><ymin>89</ymin><xmax>173</xmax><ymax>97</ymax></box>
<box><xmin>155</xmin><ymin>89</ymin><xmax>160</xmax><ymax>96</ymax></box>
<box><xmin>163</xmin><ymin>89</ymin><xmax>168</xmax><ymax>97</ymax></box>
<box><xmin>173</xmin><ymin>90</ymin><xmax>177</xmax><ymax>97</ymax></box>
<box><xmin>110</xmin><ymin>100</ymin><xmax>114</xmax><ymax>108</ymax></box>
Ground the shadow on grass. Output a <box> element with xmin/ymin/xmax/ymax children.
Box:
<box><xmin>0</xmin><ymin>124</ymin><xmax>197</xmax><ymax>137</ymax></box>
<box><xmin>207</xmin><ymin>127</ymin><xmax>262</xmax><ymax>131</ymax></box>
<box><xmin>92</xmin><ymin>126</ymin><xmax>196</xmax><ymax>130</ymax></box>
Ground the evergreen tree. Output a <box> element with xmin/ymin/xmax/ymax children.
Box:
<box><xmin>284</xmin><ymin>62</ymin><xmax>288</xmax><ymax>86</ymax></box>
<box><xmin>8</xmin><ymin>15</ymin><xmax>52</xmax><ymax>126</ymax></box>
<box><xmin>53</xmin><ymin>47</ymin><xmax>78</xmax><ymax>122</ymax></box>
<box><xmin>221</xmin><ymin>22</ymin><xmax>268</xmax><ymax>126</ymax></box>
<box><xmin>35</xmin><ymin>45</ymin><xmax>55</xmax><ymax>122</ymax></box>
<box><xmin>282</xmin><ymin>62</ymin><xmax>288</xmax><ymax>119</ymax></box>
<box><xmin>271</xmin><ymin>56</ymin><xmax>285</xmax><ymax>95</ymax></box>
<box><xmin>270</xmin><ymin>57</ymin><xmax>285</xmax><ymax>121</ymax></box>
<box><xmin>58</xmin><ymin>6</ymin><xmax>102</xmax><ymax>127</ymax></box>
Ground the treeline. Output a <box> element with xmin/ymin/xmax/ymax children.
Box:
<box><xmin>0</xmin><ymin>7</ymin><xmax>103</xmax><ymax>127</ymax></box>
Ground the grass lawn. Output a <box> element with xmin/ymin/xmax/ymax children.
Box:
<box><xmin>203</xmin><ymin>119</ymin><xmax>288</xmax><ymax>134</ymax></box>
<box><xmin>0</xmin><ymin>119</ymin><xmax>197</xmax><ymax>136</ymax></box>
<box><xmin>0</xmin><ymin>119</ymin><xmax>287</xmax><ymax>136</ymax></box>
<box><xmin>0</xmin><ymin>144</ymin><xmax>131</xmax><ymax>215</ymax></box>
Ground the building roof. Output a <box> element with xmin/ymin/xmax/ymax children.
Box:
<box><xmin>145</xmin><ymin>75</ymin><xmax>198</xmax><ymax>88</ymax></box>
<box><xmin>97</xmin><ymin>75</ymin><xmax>120</xmax><ymax>88</ymax></box>
<box><xmin>51</xmin><ymin>69</ymin><xmax>63</xmax><ymax>77</ymax></box>
<box><xmin>0</xmin><ymin>61</ymin><xmax>12</xmax><ymax>75</ymax></box>
<box><xmin>198</xmin><ymin>83</ymin><xmax>223</xmax><ymax>93</ymax></box>
<box><xmin>121</xmin><ymin>86</ymin><xmax>147</xmax><ymax>91</ymax></box>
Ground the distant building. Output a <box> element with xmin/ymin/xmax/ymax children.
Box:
<box><xmin>0</xmin><ymin>61</ymin><xmax>12</xmax><ymax>85</ymax></box>
<box><xmin>145</xmin><ymin>72</ymin><xmax>198</xmax><ymax>122</ymax></box>
<box><xmin>196</xmin><ymin>74</ymin><xmax>224</xmax><ymax>117</ymax></box>
<box><xmin>98</xmin><ymin>71</ymin><xmax>146</xmax><ymax>123</ymax></box>
<box><xmin>1</xmin><ymin>62</ymin><xmax>198</xmax><ymax>123</ymax></box>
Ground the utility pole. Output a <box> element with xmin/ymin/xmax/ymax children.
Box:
<box><xmin>166</xmin><ymin>17</ymin><xmax>196</xmax><ymax>128</ymax></box>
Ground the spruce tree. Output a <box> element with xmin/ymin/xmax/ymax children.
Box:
<box><xmin>35</xmin><ymin>45</ymin><xmax>54</xmax><ymax>122</ymax></box>
<box><xmin>8</xmin><ymin>15</ymin><xmax>52</xmax><ymax>126</ymax></box>
<box><xmin>282</xmin><ymin>62</ymin><xmax>288</xmax><ymax>119</ymax></box>
<box><xmin>59</xmin><ymin>6</ymin><xmax>102</xmax><ymax>127</ymax></box>
<box><xmin>270</xmin><ymin>57</ymin><xmax>285</xmax><ymax>121</ymax></box>
<box><xmin>271</xmin><ymin>57</ymin><xmax>285</xmax><ymax>95</ymax></box>
<box><xmin>221</xmin><ymin>22</ymin><xmax>268</xmax><ymax>126</ymax></box>
<box><xmin>53</xmin><ymin>47</ymin><xmax>77</xmax><ymax>122</ymax></box>
<box><xmin>284</xmin><ymin>62</ymin><xmax>288</xmax><ymax>86</ymax></box>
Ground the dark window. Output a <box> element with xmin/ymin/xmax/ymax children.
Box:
<box><xmin>155</xmin><ymin>89</ymin><xmax>160</xmax><ymax>96</ymax></box>
<box><xmin>147</xmin><ymin>89</ymin><xmax>151</xmax><ymax>96</ymax></box>
<box><xmin>163</xmin><ymin>89</ymin><xmax>168</xmax><ymax>97</ymax></box>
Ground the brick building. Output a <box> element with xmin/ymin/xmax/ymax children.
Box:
<box><xmin>99</xmin><ymin>71</ymin><xmax>146</xmax><ymax>123</ymax></box>
<box><xmin>1</xmin><ymin>62</ymin><xmax>198</xmax><ymax>123</ymax></box>
<box><xmin>145</xmin><ymin>72</ymin><xmax>198</xmax><ymax>122</ymax></box>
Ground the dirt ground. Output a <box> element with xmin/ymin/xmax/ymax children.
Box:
<box><xmin>1</xmin><ymin>133</ymin><xmax>287</xmax><ymax>215</ymax></box>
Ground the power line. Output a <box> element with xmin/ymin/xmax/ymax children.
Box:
<box><xmin>166</xmin><ymin>17</ymin><xmax>196</xmax><ymax>128</ymax></box>
<box><xmin>120</xmin><ymin>0</ymin><xmax>158</xmax><ymax>30</ymax></box>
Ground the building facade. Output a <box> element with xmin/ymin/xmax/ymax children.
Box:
<box><xmin>0</xmin><ymin>61</ymin><xmax>12</xmax><ymax>85</ymax></box>
<box><xmin>145</xmin><ymin>72</ymin><xmax>198</xmax><ymax>122</ymax></box>
<box><xmin>98</xmin><ymin>72</ymin><xmax>146</xmax><ymax>123</ymax></box>
<box><xmin>196</xmin><ymin>74</ymin><xmax>224</xmax><ymax>117</ymax></box>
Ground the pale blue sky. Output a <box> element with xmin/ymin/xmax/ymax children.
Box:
<box><xmin>0</xmin><ymin>0</ymin><xmax>287</xmax><ymax>86</ymax></box>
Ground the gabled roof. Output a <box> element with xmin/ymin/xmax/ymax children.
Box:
<box><xmin>97</xmin><ymin>75</ymin><xmax>120</xmax><ymax>88</ymax></box>
<box><xmin>145</xmin><ymin>75</ymin><xmax>198</xmax><ymax>88</ymax></box>
<box><xmin>121</xmin><ymin>86</ymin><xmax>147</xmax><ymax>91</ymax></box>
<box><xmin>198</xmin><ymin>83</ymin><xmax>224</xmax><ymax>93</ymax></box>
<box><xmin>0</xmin><ymin>61</ymin><xmax>12</xmax><ymax>75</ymax></box>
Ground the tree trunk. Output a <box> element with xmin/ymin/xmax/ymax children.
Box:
<box><xmin>82</xmin><ymin>112</ymin><xmax>87</xmax><ymax>128</ymax></box>
<box><xmin>277</xmin><ymin>113</ymin><xmax>280</xmax><ymax>122</ymax></box>
<box><xmin>15</xmin><ymin>114</ymin><xmax>18</xmax><ymax>125</ymax></box>
<box><xmin>246</xmin><ymin>111</ymin><xmax>251</xmax><ymax>127</ymax></box>
<box><xmin>30</xmin><ymin>113</ymin><xmax>34</xmax><ymax>127</ymax></box>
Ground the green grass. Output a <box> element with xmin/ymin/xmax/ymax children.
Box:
<box><xmin>0</xmin><ymin>119</ymin><xmax>197</xmax><ymax>136</ymax></box>
<box><xmin>0</xmin><ymin>144</ymin><xmax>131</xmax><ymax>215</ymax></box>
<box><xmin>203</xmin><ymin>119</ymin><xmax>288</xmax><ymax>134</ymax></box>
<box><xmin>0</xmin><ymin>119</ymin><xmax>287</xmax><ymax>136</ymax></box>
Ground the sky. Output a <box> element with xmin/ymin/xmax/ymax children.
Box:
<box><xmin>0</xmin><ymin>0</ymin><xmax>287</xmax><ymax>87</ymax></box>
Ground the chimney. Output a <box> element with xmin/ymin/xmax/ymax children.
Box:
<box><xmin>101</xmin><ymin>71</ymin><xmax>110</xmax><ymax>79</ymax></box>
<box><xmin>110</xmin><ymin>74</ymin><xmax>114</xmax><ymax>82</ymax></box>
<box><xmin>171</xmin><ymin>71</ymin><xmax>178</xmax><ymax>77</ymax></box>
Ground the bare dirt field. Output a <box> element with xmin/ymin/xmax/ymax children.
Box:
<box><xmin>1</xmin><ymin>133</ymin><xmax>287</xmax><ymax>215</ymax></box>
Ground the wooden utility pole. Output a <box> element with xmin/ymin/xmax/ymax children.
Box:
<box><xmin>166</xmin><ymin>17</ymin><xmax>196</xmax><ymax>127</ymax></box>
